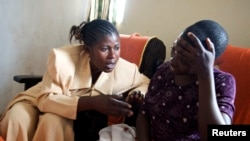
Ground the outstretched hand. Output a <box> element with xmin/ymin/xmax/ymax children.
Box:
<box><xmin>91</xmin><ymin>94</ymin><xmax>134</xmax><ymax>117</ymax></box>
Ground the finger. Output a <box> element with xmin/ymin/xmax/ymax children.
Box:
<box><xmin>176</xmin><ymin>37</ymin><xmax>190</xmax><ymax>54</ymax></box>
<box><xmin>139</xmin><ymin>94</ymin><xmax>144</xmax><ymax>101</ymax></box>
<box><xmin>124</xmin><ymin>109</ymin><xmax>134</xmax><ymax>117</ymax></box>
<box><xmin>187</xmin><ymin>32</ymin><xmax>204</xmax><ymax>52</ymax></box>
<box><xmin>113</xmin><ymin>106</ymin><xmax>133</xmax><ymax>117</ymax></box>
<box><xmin>112</xmin><ymin>98</ymin><xmax>132</xmax><ymax>108</ymax></box>
<box><xmin>111</xmin><ymin>94</ymin><xmax>124</xmax><ymax>101</ymax></box>
<box><xmin>206</xmin><ymin>37</ymin><xmax>215</xmax><ymax>53</ymax></box>
<box><xmin>135</xmin><ymin>90</ymin><xmax>141</xmax><ymax>97</ymax></box>
<box><xmin>174</xmin><ymin>41</ymin><xmax>190</xmax><ymax>64</ymax></box>
<box><xmin>128</xmin><ymin>90</ymin><xmax>138</xmax><ymax>96</ymax></box>
<box><xmin>129</xmin><ymin>90</ymin><xmax>141</xmax><ymax>100</ymax></box>
<box><xmin>175</xmin><ymin>37</ymin><xmax>198</xmax><ymax>61</ymax></box>
<box><xmin>121</xmin><ymin>91</ymin><xmax>129</xmax><ymax>99</ymax></box>
<box><xmin>112</xmin><ymin>100</ymin><xmax>133</xmax><ymax>117</ymax></box>
<box><xmin>126</xmin><ymin>90</ymin><xmax>138</xmax><ymax>102</ymax></box>
<box><xmin>135</xmin><ymin>93</ymin><xmax>143</xmax><ymax>101</ymax></box>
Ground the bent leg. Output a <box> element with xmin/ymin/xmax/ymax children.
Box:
<box><xmin>33</xmin><ymin>113</ymin><xmax>74</xmax><ymax>141</ymax></box>
<box><xmin>0</xmin><ymin>102</ymin><xmax>39</xmax><ymax>141</ymax></box>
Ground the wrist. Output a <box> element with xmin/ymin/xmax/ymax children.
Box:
<box><xmin>77</xmin><ymin>96</ymin><xmax>95</xmax><ymax>112</ymax></box>
<box><xmin>197</xmin><ymin>68</ymin><xmax>213</xmax><ymax>80</ymax></box>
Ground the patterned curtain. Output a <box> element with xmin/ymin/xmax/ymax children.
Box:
<box><xmin>86</xmin><ymin>0</ymin><xmax>125</xmax><ymax>25</ymax></box>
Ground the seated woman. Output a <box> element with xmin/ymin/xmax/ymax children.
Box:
<box><xmin>136</xmin><ymin>20</ymin><xmax>236</xmax><ymax>141</ymax></box>
<box><xmin>0</xmin><ymin>19</ymin><xmax>149</xmax><ymax>141</ymax></box>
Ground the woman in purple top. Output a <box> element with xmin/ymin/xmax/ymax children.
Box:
<box><xmin>136</xmin><ymin>20</ymin><xmax>236</xmax><ymax>141</ymax></box>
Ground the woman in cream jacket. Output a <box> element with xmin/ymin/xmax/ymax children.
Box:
<box><xmin>0</xmin><ymin>19</ymin><xmax>149</xmax><ymax>141</ymax></box>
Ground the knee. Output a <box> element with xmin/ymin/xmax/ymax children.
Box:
<box><xmin>0</xmin><ymin>103</ymin><xmax>39</xmax><ymax>139</ymax></box>
<box><xmin>38</xmin><ymin>113</ymin><xmax>71</xmax><ymax>127</ymax></box>
<box><xmin>34</xmin><ymin>113</ymin><xmax>74</xmax><ymax>140</ymax></box>
<box><xmin>1</xmin><ymin>103</ymin><xmax>38</xmax><ymax>128</ymax></box>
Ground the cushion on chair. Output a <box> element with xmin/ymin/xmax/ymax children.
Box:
<box><xmin>120</xmin><ymin>33</ymin><xmax>166</xmax><ymax>79</ymax></box>
<box><xmin>0</xmin><ymin>136</ymin><xmax>4</xmax><ymax>141</ymax></box>
<box><xmin>120</xmin><ymin>33</ymin><xmax>148</xmax><ymax>67</ymax></box>
<box><xmin>139</xmin><ymin>37</ymin><xmax>166</xmax><ymax>78</ymax></box>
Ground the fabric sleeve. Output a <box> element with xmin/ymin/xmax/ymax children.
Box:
<box><xmin>115</xmin><ymin>59</ymin><xmax>150</xmax><ymax>96</ymax></box>
<box><xmin>36</xmin><ymin>48</ymin><xmax>79</xmax><ymax>120</ymax></box>
<box><xmin>215</xmin><ymin>72</ymin><xmax>236</xmax><ymax>120</ymax></box>
<box><xmin>130</xmin><ymin>70</ymin><xmax>150</xmax><ymax>96</ymax></box>
<box><xmin>139</xmin><ymin>66</ymin><xmax>162</xmax><ymax>117</ymax></box>
<box><xmin>139</xmin><ymin>62</ymin><xmax>170</xmax><ymax>118</ymax></box>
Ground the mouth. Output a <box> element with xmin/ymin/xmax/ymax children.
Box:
<box><xmin>106</xmin><ymin>63</ymin><xmax>116</xmax><ymax>70</ymax></box>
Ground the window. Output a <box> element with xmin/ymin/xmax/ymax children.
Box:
<box><xmin>87</xmin><ymin>0</ymin><xmax>126</xmax><ymax>26</ymax></box>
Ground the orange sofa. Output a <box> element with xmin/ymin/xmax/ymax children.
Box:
<box><xmin>216</xmin><ymin>45</ymin><xmax>250</xmax><ymax>124</ymax></box>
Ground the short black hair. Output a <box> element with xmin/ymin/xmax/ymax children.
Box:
<box><xmin>69</xmin><ymin>19</ymin><xmax>119</xmax><ymax>47</ymax></box>
<box><xmin>181</xmin><ymin>20</ymin><xmax>228</xmax><ymax>58</ymax></box>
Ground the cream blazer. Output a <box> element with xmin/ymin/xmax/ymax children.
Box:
<box><xmin>2</xmin><ymin>44</ymin><xmax>149</xmax><ymax>120</ymax></box>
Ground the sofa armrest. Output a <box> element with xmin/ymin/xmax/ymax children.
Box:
<box><xmin>13</xmin><ymin>75</ymin><xmax>43</xmax><ymax>90</ymax></box>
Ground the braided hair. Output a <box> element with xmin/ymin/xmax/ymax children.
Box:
<box><xmin>181</xmin><ymin>20</ymin><xmax>228</xmax><ymax>58</ymax></box>
<box><xmin>69</xmin><ymin>19</ymin><xmax>119</xmax><ymax>47</ymax></box>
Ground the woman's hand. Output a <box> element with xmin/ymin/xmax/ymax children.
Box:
<box><xmin>175</xmin><ymin>32</ymin><xmax>215</xmax><ymax>75</ymax></box>
<box><xmin>91</xmin><ymin>95</ymin><xmax>134</xmax><ymax>117</ymax></box>
<box><xmin>125</xmin><ymin>90</ymin><xmax>144</xmax><ymax>104</ymax></box>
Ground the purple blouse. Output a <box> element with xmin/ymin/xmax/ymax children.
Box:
<box><xmin>140</xmin><ymin>62</ymin><xmax>236</xmax><ymax>141</ymax></box>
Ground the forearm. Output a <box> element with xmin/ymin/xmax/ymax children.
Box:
<box><xmin>198</xmin><ymin>70</ymin><xmax>227</xmax><ymax>140</ymax></box>
<box><xmin>37</xmin><ymin>92</ymin><xmax>79</xmax><ymax>119</ymax></box>
<box><xmin>136</xmin><ymin>113</ymin><xmax>151</xmax><ymax>141</ymax></box>
<box><xmin>77</xmin><ymin>96</ymin><xmax>95</xmax><ymax>112</ymax></box>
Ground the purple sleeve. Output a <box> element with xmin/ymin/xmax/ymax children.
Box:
<box><xmin>215</xmin><ymin>70</ymin><xmax>236</xmax><ymax>120</ymax></box>
<box><xmin>139</xmin><ymin>63</ymin><xmax>168</xmax><ymax>117</ymax></box>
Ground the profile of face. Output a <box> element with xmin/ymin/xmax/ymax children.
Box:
<box><xmin>88</xmin><ymin>33</ymin><xmax>121</xmax><ymax>73</ymax></box>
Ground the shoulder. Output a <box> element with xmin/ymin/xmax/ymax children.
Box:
<box><xmin>148</xmin><ymin>61</ymin><xmax>172</xmax><ymax>87</ymax></box>
<box><xmin>156</xmin><ymin>61</ymin><xmax>170</xmax><ymax>71</ymax></box>
<box><xmin>116</xmin><ymin>57</ymin><xmax>139</xmax><ymax>70</ymax></box>
<box><xmin>47</xmin><ymin>44</ymin><xmax>86</xmax><ymax>70</ymax></box>
<box><xmin>52</xmin><ymin>44</ymin><xmax>84</xmax><ymax>56</ymax></box>
<box><xmin>152</xmin><ymin>61</ymin><xmax>171</xmax><ymax>78</ymax></box>
<box><xmin>214</xmin><ymin>68</ymin><xmax>236</xmax><ymax>83</ymax></box>
<box><xmin>213</xmin><ymin>68</ymin><xmax>236</xmax><ymax>96</ymax></box>
<box><xmin>48</xmin><ymin>44</ymin><xmax>85</xmax><ymax>62</ymax></box>
<box><xmin>114</xmin><ymin>58</ymin><xmax>143</xmax><ymax>80</ymax></box>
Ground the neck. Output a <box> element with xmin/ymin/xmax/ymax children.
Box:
<box><xmin>90</xmin><ymin>65</ymin><xmax>102</xmax><ymax>85</ymax></box>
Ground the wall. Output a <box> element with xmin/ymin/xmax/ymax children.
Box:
<box><xmin>0</xmin><ymin>0</ymin><xmax>87</xmax><ymax>114</ymax></box>
<box><xmin>118</xmin><ymin>0</ymin><xmax>250</xmax><ymax>60</ymax></box>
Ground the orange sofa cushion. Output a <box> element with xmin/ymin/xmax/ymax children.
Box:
<box><xmin>119</xmin><ymin>33</ymin><xmax>166</xmax><ymax>79</ymax></box>
<box><xmin>216</xmin><ymin>45</ymin><xmax>250</xmax><ymax>124</ymax></box>
<box><xmin>120</xmin><ymin>33</ymin><xmax>150</xmax><ymax>67</ymax></box>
